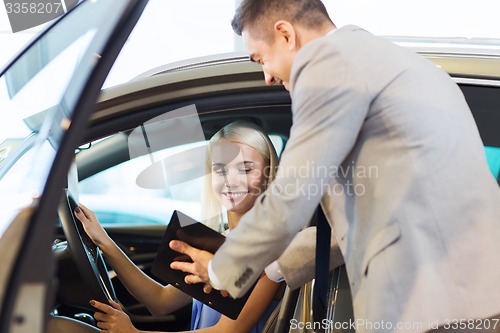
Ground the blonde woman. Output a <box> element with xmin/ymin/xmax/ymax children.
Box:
<box><xmin>75</xmin><ymin>121</ymin><xmax>282</xmax><ymax>333</ymax></box>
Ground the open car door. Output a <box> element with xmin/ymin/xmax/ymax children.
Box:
<box><xmin>0</xmin><ymin>1</ymin><xmax>148</xmax><ymax>332</ymax></box>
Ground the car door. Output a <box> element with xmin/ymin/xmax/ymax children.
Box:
<box><xmin>0</xmin><ymin>1</ymin><xmax>149</xmax><ymax>332</ymax></box>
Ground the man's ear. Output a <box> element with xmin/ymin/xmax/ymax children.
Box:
<box><xmin>274</xmin><ymin>20</ymin><xmax>297</xmax><ymax>51</ymax></box>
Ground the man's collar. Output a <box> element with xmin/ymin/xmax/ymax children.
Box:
<box><xmin>325</xmin><ymin>28</ymin><xmax>337</xmax><ymax>36</ymax></box>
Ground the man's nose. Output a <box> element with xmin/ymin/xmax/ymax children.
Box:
<box><xmin>264</xmin><ymin>72</ymin><xmax>276</xmax><ymax>86</ymax></box>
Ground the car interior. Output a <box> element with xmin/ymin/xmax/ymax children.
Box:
<box><xmin>45</xmin><ymin>69</ymin><xmax>500</xmax><ymax>333</ymax></box>
<box><xmin>1</xmin><ymin>2</ymin><xmax>497</xmax><ymax>333</ymax></box>
<box><xmin>53</xmin><ymin>98</ymin><xmax>297</xmax><ymax>332</ymax></box>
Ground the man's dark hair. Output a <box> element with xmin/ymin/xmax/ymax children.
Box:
<box><xmin>231</xmin><ymin>0</ymin><xmax>332</xmax><ymax>40</ymax></box>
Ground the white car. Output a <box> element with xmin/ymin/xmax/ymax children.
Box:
<box><xmin>0</xmin><ymin>1</ymin><xmax>499</xmax><ymax>333</ymax></box>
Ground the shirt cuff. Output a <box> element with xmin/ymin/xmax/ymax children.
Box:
<box><xmin>264</xmin><ymin>260</ymin><xmax>285</xmax><ymax>283</ymax></box>
<box><xmin>208</xmin><ymin>259</ymin><xmax>225</xmax><ymax>290</ymax></box>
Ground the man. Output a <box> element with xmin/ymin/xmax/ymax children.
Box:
<box><xmin>170</xmin><ymin>0</ymin><xmax>500</xmax><ymax>331</ymax></box>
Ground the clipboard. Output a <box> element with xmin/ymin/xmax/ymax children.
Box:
<box><xmin>151</xmin><ymin>210</ymin><xmax>254</xmax><ymax>320</ymax></box>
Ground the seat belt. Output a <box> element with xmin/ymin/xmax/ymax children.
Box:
<box><xmin>312</xmin><ymin>205</ymin><xmax>331</xmax><ymax>327</ymax></box>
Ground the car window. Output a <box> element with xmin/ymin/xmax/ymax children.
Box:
<box><xmin>79</xmin><ymin>134</ymin><xmax>283</xmax><ymax>227</ymax></box>
<box><xmin>0</xmin><ymin>0</ymin><xmax>135</xmax><ymax>238</ymax></box>
<box><xmin>79</xmin><ymin>140</ymin><xmax>204</xmax><ymax>226</ymax></box>
<box><xmin>485</xmin><ymin>146</ymin><xmax>500</xmax><ymax>180</ymax></box>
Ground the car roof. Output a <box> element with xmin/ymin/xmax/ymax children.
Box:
<box><xmin>87</xmin><ymin>46</ymin><xmax>500</xmax><ymax>144</ymax></box>
<box><xmin>96</xmin><ymin>46</ymin><xmax>500</xmax><ymax>110</ymax></box>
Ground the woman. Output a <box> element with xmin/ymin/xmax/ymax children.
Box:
<box><xmin>75</xmin><ymin>120</ymin><xmax>281</xmax><ymax>333</ymax></box>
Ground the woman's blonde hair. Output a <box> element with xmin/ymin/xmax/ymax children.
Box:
<box><xmin>202</xmin><ymin>120</ymin><xmax>279</xmax><ymax>231</ymax></box>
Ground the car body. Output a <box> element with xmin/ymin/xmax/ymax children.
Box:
<box><xmin>0</xmin><ymin>1</ymin><xmax>499</xmax><ymax>333</ymax></box>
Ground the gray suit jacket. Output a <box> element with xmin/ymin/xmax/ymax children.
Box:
<box><xmin>212</xmin><ymin>25</ymin><xmax>500</xmax><ymax>332</ymax></box>
<box><xmin>276</xmin><ymin>226</ymin><xmax>343</xmax><ymax>289</ymax></box>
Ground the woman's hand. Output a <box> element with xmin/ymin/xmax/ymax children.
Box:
<box><xmin>90</xmin><ymin>300</ymin><xmax>140</xmax><ymax>333</ymax></box>
<box><xmin>74</xmin><ymin>203</ymin><xmax>111</xmax><ymax>249</ymax></box>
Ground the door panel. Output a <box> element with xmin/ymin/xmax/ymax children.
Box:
<box><xmin>0</xmin><ymin>1</ymin><xmax>149</xmax><ymax>331</ymax></box>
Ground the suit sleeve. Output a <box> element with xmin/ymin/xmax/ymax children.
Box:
<box><xmin>277</xmin><ymin>226</ymin><xmax>344</xmax><ymax>290</ymax></box>
<box><xmin>211</xmin><ymin>39</ymin><xmax>371</xmax><ymax>298</ymax></box>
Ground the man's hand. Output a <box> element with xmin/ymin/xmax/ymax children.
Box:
<box><xmin>169</xmin><ymin>240</ymin><xmax>213</xmax><ymax>284</ymax></box>
<box><xmin>202</xmin><ymin>284</ymin><xmax>229</xmax><ymax>297</ymax></box>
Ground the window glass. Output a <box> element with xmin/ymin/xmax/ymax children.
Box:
<box><xmin>79</xmin><ymin>140</ymin><xmax>204</xmax><ymax>226</ymax></box>
<box><xmin>485</xmin><ymin>146</ymin><xmax>500</xmax><ymax>180</ymax></box>
<box><xmin>79</xmin><ymin>134</ymin><xmax>283</xmax><ymax>226</ymax></box>
<box><xmin>0</xmin><ymin>0</ymin><xmax>136</xmax><ymax>238</ymax></box>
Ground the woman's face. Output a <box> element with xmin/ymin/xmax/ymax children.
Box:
<box><xmin>211</xmin><ymin>140</ymin><xmax>268</xmax><ymax>214</ymax></box>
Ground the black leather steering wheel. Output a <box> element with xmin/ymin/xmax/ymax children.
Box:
<box><xmin>58</xmin><ymin>188</ymin><xmax>117</xmax><ymax>309</ymax></box>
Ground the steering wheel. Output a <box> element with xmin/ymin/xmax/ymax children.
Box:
<box><xmin>58</xmin><ymin>188</ymin><xmax>117</xmax><ymax>309</ymax></box>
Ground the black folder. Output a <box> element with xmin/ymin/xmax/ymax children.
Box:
<box><xmin>151</xmin><ymin>210</ymin><xmax>254</xmax><ymax>320</ymax></box>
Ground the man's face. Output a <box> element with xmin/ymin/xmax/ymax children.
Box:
<box><xmin>243</xmin><ymin>28</ymin><xmax>296</xmax><ymax>91</ymax></box>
